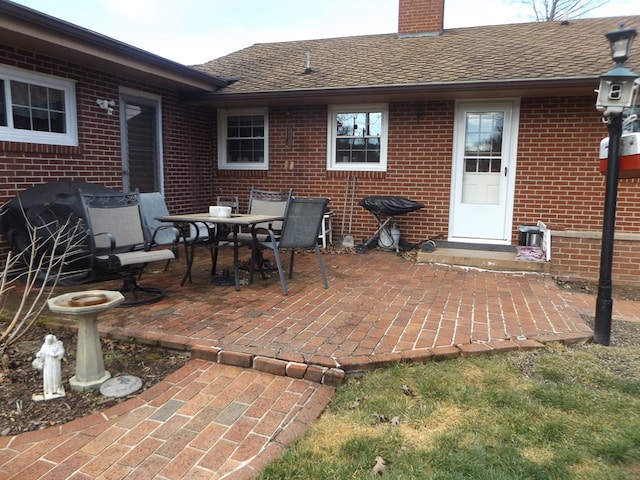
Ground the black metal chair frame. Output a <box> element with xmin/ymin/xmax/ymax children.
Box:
<box><xmin>78</xmin><ymin>190</ymin><xmax>176</xmax><ymax>306</ymax></box>
<box><xmin>249</xmin><ymin>197</ymin><xmax>330</xmax><ymax>295</ymax></box>
<box><xmin>211</xmin><ymin>187</ymin><xmax>293</xmax><ymax>278</ymax></box>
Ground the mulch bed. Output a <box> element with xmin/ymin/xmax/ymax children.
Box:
<box><xmin>0</xmin><ymin>324</ymin><xmax>190</xmax><ymax>436</ymax></box>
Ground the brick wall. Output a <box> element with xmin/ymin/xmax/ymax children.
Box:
<box><xmin>3</xmin><ymin>43</ymin><xmax>640</xmax><ymax>285</ymax></box>
<box><xmin>214</xmin><ymin>101</ymin><xmax>454</xmax><ymax>246</ymax></box>
<box><xmin>214</xmin><ymin>97</ymin><xmax>640</xmax><ymax>244</ymax></box>
<box><xmin>514</xmin><ymin>97</ymin><xmax>640</xmax><ymax>285</ymax></box>
<box><xmin>512</xmin><ymin>96</ymin><xmax>640</xmax><ymax>233</ymax></box>
<box><xmin>0</xmin><ymin>45</ymin><xmax>214</xmax><ymax>214</ymax></box>
<box><xmin>214</xmin><ymin>97</ymin><xmax>640</xmax><ymax>285</ymax></box>
<box><xmin>551</xmin><ymin>233</ymin><xmax>640</xmax><ymax>286</ymax></box>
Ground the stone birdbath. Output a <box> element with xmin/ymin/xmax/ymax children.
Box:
<box><xmin>47</xmin><ymin>290</ymin><xmax>124</xmax><ymax>392</ymax></box>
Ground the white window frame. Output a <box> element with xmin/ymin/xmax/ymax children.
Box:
<box><xmin>326</xmin><ymin>104</ymin><xmax>388</xmax><ymax>172</ymax></box>
<box><xmin>217</xmin><ymin>108</ymin><xmax>269</xmax><ymax>170</ymax></box>
<box><xmin>0</xmin><ymin>65</ymin><xmax>78</xmax><ymax>146</ymax></box>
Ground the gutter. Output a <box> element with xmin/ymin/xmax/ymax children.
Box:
<box><xmin>181</xmin><ymin>76</ymin><xmax>601</xmax><ymax>106</ymax></box>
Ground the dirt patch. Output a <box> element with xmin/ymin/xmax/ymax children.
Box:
<box><xmin>0</xmin><ymin>324</ymin><xmax>190</xmax><ymax>437</ymax></box>
<box><xmin>555</xmin><ymin>279</ymin><xmax>640</xmax><ymax>302</ymax></box>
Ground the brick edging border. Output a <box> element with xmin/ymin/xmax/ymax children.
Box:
<box><xmin>45</xmin><ymin>320</ymin><xmax>594</xmax><ymax>385</ymax></box>
<box><xmin>190</xmin><ymin>332</ymin><xmax>594</xmax><ymax>386</ymax></box>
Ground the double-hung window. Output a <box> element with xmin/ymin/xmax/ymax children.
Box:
<box><xmin>0</xmin><ymin>65</ymin><xmax>77</xmax><ymax>146</ymax></box>
<box><xmin>327</xmin><ymin>104</ymin><xmax>388</xmax><ymax>172</ymax></box>
<box><xmin>217</xmin><ymin>108</ymin><xmax>268</xmax><ymax>170</ymax></box>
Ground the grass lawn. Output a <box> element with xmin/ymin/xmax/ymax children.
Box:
<box><xmin>258</xmin><ymin>339</ymin><xmax>640</xmax><ymax>479</ymax></box>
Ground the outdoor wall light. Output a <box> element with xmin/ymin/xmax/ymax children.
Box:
<box><xmin>594</xmin><ymin>24</ymin><xmax>639</xmax><ymax>346</ymax></box>
<box><xmin>95</xmin><ymin>98</ymin><xmax>115</xmax><ymax>115</ymax></box>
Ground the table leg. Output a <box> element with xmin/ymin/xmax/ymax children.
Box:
<box><xmin>232</xmin><ymin>226</ymin><xmax>240</xmax><ymax>291</ymax></box>
<box><xmin>180</xmin><ymin>226</ymin><xmax>195</xmax><ymax>286</ymax></box>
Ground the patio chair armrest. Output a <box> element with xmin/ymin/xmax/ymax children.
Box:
<box><xmin>88</xmin><ymin>230</ymin><xmax>116</xmax><ymax>252</ymax></box>
<box><xmin>251</xmin><ymin>225</ymin><xmax>279</xmax><ymax>245</ymax></box>
<box><xmin>251</xmin><ymin>223</ymin><xmax>281</xmax><ymax>237</ymax></box>
<box><xmin>189</xmin><ymin>221</ymin><xmax>216</xmax><ymax>243</ymax></box>
<box><xmin>150</xmin><ymin>225</ymin><xmax>181</xmax><ymax>246</ymax></box>
<box><xmin>145</xmin><ymin>225</ymin><xmax>180</xmax><ymax>258</ymax></box>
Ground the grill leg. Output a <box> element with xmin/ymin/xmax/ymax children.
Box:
<box><xmin>358</xmin><ymin>214</ymin><xmax>394</xmax><ymax>253</ymax></box>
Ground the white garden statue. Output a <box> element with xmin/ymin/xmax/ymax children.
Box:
<box><xmin>32</xmin><ymin>334</ymin><xmax>66</xmax><ymax>401</ymax></box>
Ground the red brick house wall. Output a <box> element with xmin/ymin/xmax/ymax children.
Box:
<box><xmin>213</xmin><ymin>97</ymin><xmax>640</xmax><ymax>285</ymax></box>
<box><xmin>215</xmin><ymin>101</ymin><xmax>455</xmax><ymax>246</ymax></box>
<box><xmin>0</xmin><ymin>46</ymin><xmax>214</xmax><ymax>213</ymax></box>
<box><xmin>214</xmin><ymin>97</ymin><xmax>637</xmax><ymax>241</ymax></box>
<box><xmin>2</xmin><ymin>44</ymin><xmax>640</xmax><ymax>285</ymax></box>
<box><xmin>513</xmin><ymin>96</ymin><xmax>637</xmax><ymax>232</ymax></box>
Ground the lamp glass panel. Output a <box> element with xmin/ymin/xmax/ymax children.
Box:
<box><xmin>610</xmin><ymin>38</ymin><xmax>633</xmax><ymax>60</ymax></box>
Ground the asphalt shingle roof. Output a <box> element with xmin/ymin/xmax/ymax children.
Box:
<box><xmin>197</xmin><ymin>16</ymin><xmax>640</xmax><ymax>95</ymax></box>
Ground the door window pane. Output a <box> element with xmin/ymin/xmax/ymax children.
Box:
<box><xmin>464</xmin><ymin>112</ymin><xmax>503</xmax><ymax>156</ymax></box>
<box><xmin>462</xmin><ymin>111</ymin><xmax>504</xmax><ymax>204</ymax></box>
<box><xmin>125</xmin><ymin>102</ymin><xmax>158</xmax><ymax>193</ymax></box>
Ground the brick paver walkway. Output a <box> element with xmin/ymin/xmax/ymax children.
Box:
<box><xmin>2</xmin><ymin>248</ymin><xmax>632</xmax><ymax>479</ymax></box>
<box><xmin>1</xmin><ymin>360</ymin><xmax>333</xmax><ymax>479</ymax></box>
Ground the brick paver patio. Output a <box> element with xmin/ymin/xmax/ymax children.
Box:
<box><xmin>2</xmin><ymin>247</ymin><xmax>628</xmax><ymax>479</ymax></box>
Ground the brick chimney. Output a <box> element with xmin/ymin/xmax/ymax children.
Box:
<box><xmin>398</xmin><ymin>0</ymin><xmax>444</xmax><ymax>37</ymax></box>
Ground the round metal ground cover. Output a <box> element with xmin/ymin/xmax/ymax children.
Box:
<box><xmin>100</xmin><ymin>375</ymin><xmax>142</xmax><ymax>398</ymax></box>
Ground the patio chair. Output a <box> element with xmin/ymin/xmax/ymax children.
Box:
<box><xmin>140</xmin><ymin>192</ymin><xmax>219</xmax><ymax>285</ymax></box>
<box><xmin>138</xmin><ymin>192</ymin><xmax>182</xmax><ymax>270</ymax></box>
<box><xmin>249</xmin><ymin>197</ymin><xmax>330</xmax><ymax>295</ymax></box>
<box><xmin>216</xmin><ymin>195</ymin><xmax>240</xmax><ymax>213</ymax></box>
<box><xmin>212</xmin><ymin>187</ymin><xmax>292</xmax><ymax>275</ymax></box>
<box><xmin>210</xmin><ymin>194</ymin><xmax>240</xmax><ymax>246</ymax></box>
<box><xmin>241</xmin><ymin>187</ymin><xmax>292</xmax><ymax>241</ymax></box>
<box><xmin>77</xmin><ymin>190</ymin><xmax>175</xmax><ymax>306</ymax></box>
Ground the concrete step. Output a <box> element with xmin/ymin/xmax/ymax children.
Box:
<box><xmin>416</xmin><ymin>247</ymin><xmax>551</xmax><ymax>273</ymax></box>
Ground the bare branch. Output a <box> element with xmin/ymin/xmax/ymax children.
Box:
<box><xmin>509</xmin><ymin>0</ymin><xmax>610</xmax><ymax>21</ymax></box>
<box><xmin>0</xmin><ymin>204</ymin><xmax>87</xmax><ymax>354</ymax></box>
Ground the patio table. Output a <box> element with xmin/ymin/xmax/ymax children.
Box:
<box><xmin>155</xmin><ymin>213</ymin><xmax>283</xmax><ymax>291</ymax></box>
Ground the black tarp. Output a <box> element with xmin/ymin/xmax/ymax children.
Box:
<box><xmin>0</xmin><ymin>181</ymin><xmax>117</xmax><ymax>285</ymax></box>
<box><xmin>359</xmin><ymin>196</ymin><xmax>424</xmax><ymax>216</ymax></box>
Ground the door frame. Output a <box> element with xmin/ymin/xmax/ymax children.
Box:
<box><xmin>119</xmin><ymin>87</ymin><xmax>164</xmax><ymax>193</ymax></box>
<box><xmin>448</xmin><ymin>98</ymin><xmax>520</xmax><ymax>244</ymax></box>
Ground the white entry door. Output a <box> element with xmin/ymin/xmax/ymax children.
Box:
<box><xmin>449</xmin><ymin>100</ymin><xmax>519</xmax><ymax>243</ymax></box>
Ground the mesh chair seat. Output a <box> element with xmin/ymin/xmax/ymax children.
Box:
<box><xmin>138</xmin><ymin>192</ymin><xmax>182</xmax><ymax>249</ymax></box>
<box><xmin>96</xmin><ymin>248</ymin><xmax>174</xmax><ymax>268</ymax></box>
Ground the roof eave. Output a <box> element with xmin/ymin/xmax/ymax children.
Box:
<box><xmin>181</xmin><ymin>77</ymin><xmax>601</xmax><ymax>107</ymax></box>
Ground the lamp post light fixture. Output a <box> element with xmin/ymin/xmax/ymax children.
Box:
<box><xmin>594</xmin><ymin>24</ymin><xmax>639</xmax><ymax>345</ymax></box>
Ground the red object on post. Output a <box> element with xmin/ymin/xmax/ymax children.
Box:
<box><xmin>600</xmin><ymin>132</ymin><xmax>640</xmax><ymax>178</ymax></box>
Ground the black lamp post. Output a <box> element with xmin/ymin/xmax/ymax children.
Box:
<box><xmin>594</xmin><ymin>25</ymin><xmax>638</xmax><ymax>345</ymax></box>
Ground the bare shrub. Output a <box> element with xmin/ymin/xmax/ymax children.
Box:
<box><xmin>0</xmin><ymin>204</ymin><xmax>86</xmax><ymax>354</ymax></box>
